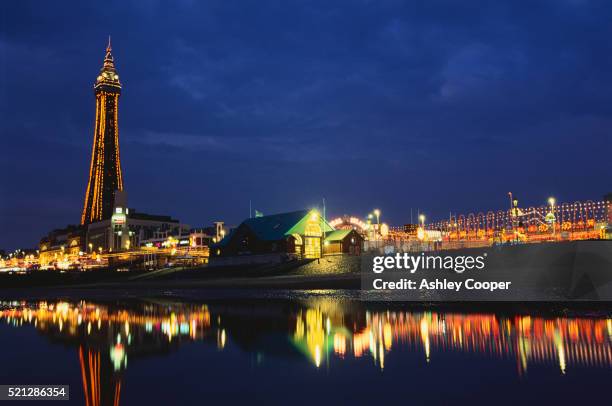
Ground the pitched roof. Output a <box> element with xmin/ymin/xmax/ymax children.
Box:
<box><xmin>324</xmin><ymin>229</ymin><xmax>352</xmax><ymax>242</ymax></box>
<box><xmin>244</xmin><ymin>210</ymin><xmax>311</xmax><ymax>241</ymax></box>
<box><xmin>285</xmin><ymin>211</ymin><xmax>334</xmax><ymax>237</ymax></box>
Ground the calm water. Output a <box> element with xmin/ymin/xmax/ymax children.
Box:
<box><xmin>0</xmin><ymin>294</ymin><xmax>610</xmax><ymax>405</ymax></box>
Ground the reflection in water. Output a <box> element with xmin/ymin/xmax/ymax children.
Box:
<box><xmin>1</xmin><ymin>301</ymin><xmax>215</xmax><ymax>406</ymax></box>
<box><xmin>1</xmin><ymin>299</ymin><xmax>611</xmax><ymax>404</ymax></box>
<box><xmin>292</xmin><ymin>300</ymin><xmax>612</xmax><ymax>375</ymax></box>
<box><xmin>344</xmin><ymin>311</ymin><xmax>612</xmax><ymax>374</ymax></box>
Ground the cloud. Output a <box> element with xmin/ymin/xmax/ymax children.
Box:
<box><xmin>436</xmin><ymin>43</ymin><xmax>528</xmax><ymax>102</ymax></box>
<box><xmin>129</xmin><ymin>130</ymin><xmax>358</xmax><ymax>162</ymax></box>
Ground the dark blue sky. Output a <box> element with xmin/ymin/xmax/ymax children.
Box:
<box><xmin>1</xmin><ymin>1</ymin><xmax>612</xmax><ymax>249</ymax></box>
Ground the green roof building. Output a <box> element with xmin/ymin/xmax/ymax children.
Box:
<box><xmin>211</xmin><ymin>209</ymin><xmax>335</xmax><ymax>261</ymax></box>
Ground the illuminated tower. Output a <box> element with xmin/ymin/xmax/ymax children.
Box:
<box><xmin>81</xmin><ymin>37</ymin><xmax>124</xmax><ymax>225</ymax></box>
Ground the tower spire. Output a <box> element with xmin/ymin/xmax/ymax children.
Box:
<box><xmin>100</xmin><ymin>36</ymin><xmax>118</xmax><ymax>77</ymax></box>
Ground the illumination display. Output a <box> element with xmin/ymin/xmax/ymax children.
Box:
<box><xmin>388</xmin><ymin>199</ymin><xmax>611</xmax><ymax>245</ymax></box>
<box><xmin>81</xmin><ymin>38</ymin><xmax>124</xmax><ymax>225</ymax></box>
<box><xmin>329</xmin><ymin>216</ymin><xmax>369</xmax><ymax>232</ymax></box>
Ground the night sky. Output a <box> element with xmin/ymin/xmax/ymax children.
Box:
<box><xmin>1</xmin><ymin>1</ymin><xmax>612</xmax><ymax>250</ymax></box>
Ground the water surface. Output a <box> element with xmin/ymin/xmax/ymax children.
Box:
<box><xmin>0</xmin><ymin>295</ymin><xmax>610</xmax><ymax>405</ymax></box>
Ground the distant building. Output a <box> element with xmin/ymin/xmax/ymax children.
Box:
<box><xmin>403</xmin><ymin>224</ymin><xmax>419</xmax><ymax>234</ymax></box>
<box><xmin>210</xmin><ymin>209</ymin><xmax>334</xmax><ymax>264</ymax></box>
<box><xmin>39</xmin><ymin>225</ymin><xmax>86</xmax><ymax>267</ymax></box>
<box><xmin>188</xmin><ymin>222</ymin><xmax>227</xmax><ymax>249</ymax></box>
<box><xmin>86</xmin><ymin>191</ymin><xmax>189</xmax><ymax>252</ymax></box>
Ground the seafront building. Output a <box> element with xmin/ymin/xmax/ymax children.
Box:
<box><xmin>211</xmin><ymin>209</ymin><xmax>333</xmax><ymax>264</ymax></box>
<box><xmin>210</xmin><ymin>209</ymin><xmax>365</xmax><ymax>265</ymax></box>
<box><xmin>85</xmin><ymin>191</ymin><xmax>190</xmax><ymax>253</ymax></box>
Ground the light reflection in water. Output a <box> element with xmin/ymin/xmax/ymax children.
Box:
<box><xmin>0</xmin><ymin>299</ymin><xmax>611</xmax><ymax>405</ymax></box>
<box><xmin>299</xmin><ymin>306</ymin><xmax>612</xmax><ymax>375</ymax></box>
<box><xmin>1</xmin><ymin>301</ymin><xmax>216</xmax><ymax>406</ymax></box>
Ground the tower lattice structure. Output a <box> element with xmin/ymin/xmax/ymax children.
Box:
<box><xmin>81</xmin><ymin>38</ymin><xmax>124</xmax><ymax>225</ymax></box>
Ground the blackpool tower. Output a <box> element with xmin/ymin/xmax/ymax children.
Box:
<box><xmin>81</xmin><ymin>38</ymin><xmax>124</xmax><ymax>225</ymax></box>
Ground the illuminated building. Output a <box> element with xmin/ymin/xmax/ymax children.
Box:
<box><xmin>145</xmin><ymin>223</ymin><xmax>226</xmax><ymax>250</ymax></box>
<box><xmin>403</xmin><ymin>223</ymin><xmax>419</xmax><ymax>235</ymax></box>
<box><xmin>86</xmin><ymin>191</ymin><xmax>189</xmax><ymax>252</ymax></box>
<box><xmin>210</xmin><ymin>209</ymin><xmax>335</xmax><ymax>263</ymax></box>
<box><xmin>39</xmin><ymin>225</ymin><xmax>85</xmax><ymax>268</ymax></box>
<box><xmin>184</xmin><ymin>222</ymin><xmax>227</xmax><ymax>249</ymax></box>
<box><xmin>81</xmin><ymin>37</ymin><xmax>124</xmax><ymax>225</ymax></box>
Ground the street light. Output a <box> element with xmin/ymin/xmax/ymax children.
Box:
<box><xmin>373</xmin><ymin>209</ymin><xmax>381</xmax><ymax>238</ymax></box>
<box><xmin>548</xmin><ymin>197</ymin><xmax>556</xmax><ymax>237</ymax></box>
<box><xmin>416</xmin><ymin>214</ymin><xmax>426</xmax><ymax>241</ymax></box>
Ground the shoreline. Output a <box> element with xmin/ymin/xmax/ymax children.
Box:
<box><xmin>0</xmin><ymin>286</ymin><xmax>610</xmax><ymax>316</ymax></box>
